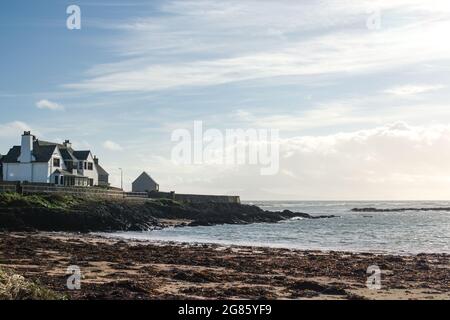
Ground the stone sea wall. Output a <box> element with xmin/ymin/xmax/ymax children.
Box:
<box><xmin>0</xmin><ymin>182</ymin><xmax>240</xmax><ymax>204</ymax></box>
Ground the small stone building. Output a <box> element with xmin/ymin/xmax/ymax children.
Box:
<box><xmin>132</xmin><ymin>172</ymin><xmax>159</xmax><ymax>193</ymax></box>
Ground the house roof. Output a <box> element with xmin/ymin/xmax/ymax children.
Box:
<box><xmin>1</xmin><ymin>133</ymin><xmax>110</xmax><ymax>178</ymax></box>
<box><xmin>133</xmin><ymin>172</ymin><xmax>158</xmax><ymax>185</ymax></box>
<box><xmin>96</xmin><ymin>163</ymin><xmax>109</xmax><ymax>177</ymax></box>
<box><xmin>72</xmin><ymin>151</ymin><xmax>91</xmax><ymax>160</ymax></box>
<box><xmin>2</xmin><ymin>138</ymin><xmax>95</xmax><ymax>164</ymax></box>
<box><xmin>37</xmin><ymin>140</ymin><xmax>62</xmax><ymax>147</ymax></box>
<box><xmin>59</xmin><ymin>148</ymin><xmax>76</xmax><ymax>161</ymax></box>
<box><xmin>38</xmin><ymin>140</ymin><xmax>91</xmax><ymax>162</ymax></box>
<box><xmin>2</xmin><ymin>142</ymin><xmax>57</xmax><ymax>164</ymax></box>
<box><xmin>37</xmin><ymin>140</ymin><xmax>75</xmax><ymax>161</ymax></box>
<box><xmin>33</xmin><ymin>145</ymin><xmax>57</xmax><ymax>162</ymax></box>
<box><xmin>2</xmin><ymin>146</ymin><xmax>21</xmax><ymax>163</ymax></box>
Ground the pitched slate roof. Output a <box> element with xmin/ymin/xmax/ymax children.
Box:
<box><xmin>2</xmin><ymin>139</ymin><xmax>91</xmax><ymax>163</ymax></box>
<box><xmin>72</xmin><ymin>151</ymin><xmax>91</xmax><ymax>160</ymax></box>
<box><xmin>37</xmin><ymin>140</ymin><xmax>62</xmax><ymax>147</ymax></box>
<box><xmin>133</xmin><ymin>172</ymin><xmax>158</xmax><ymax>185</ymax></box>
<box><xmin>33</xmin><ymin>145</ymin><xmax>57</xmax><ymax>162</ymax></box>
<box><xmin>37</xmin><ymin>140</ymin><xmax>75</xmax><ymax>161</ymax></box>
<box><xmin>2</xmin><ymin>143</ymin><xmax>58</xmax><ymax>163</ymax></box>
<box><xmin>96</xmin><ymin>163</ymin><xmax>109</xmax><ymax>177</ymax></box>
<box><xmin>2</xmin><ymin>146</ymin><xmax>21</xmax><ymax>163</ymax></box>
<box><xmin>59</xmin><ymin>148</ymin><xmax>76</xmax><ymax>161</ymax></box>
<box><xmin>2</xmin><ymin>137</ymin><xmax>99</xmax><ymax>165</ymax></box>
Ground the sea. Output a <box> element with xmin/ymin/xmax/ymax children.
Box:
<box><xmin>100</xmin><ymin>201</ymin><xmax>450</xmax><ymax>255</ymax></box>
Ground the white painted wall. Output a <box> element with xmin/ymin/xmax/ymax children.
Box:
<box><xmin>78</xmin><ymin>152</ymin><xmax>99</xmax><ymax>186</ymax></box>
<box><xmin>33</xmin><ymin>163</ymin><xmax>51</xmax><ymax>183</ymax></box>
<box><xmin>49</xmin><ymin>147</ymin><xmax>66</xmax><ymax>173</ymax></box>
<box><xmin>4</xmin><ymin>162</ymin><xmax>50</xmax><ymax>183</ymax></box>
<box><xmin>18</xmin><ymin>134</ymin><xmax>34</xmax><ymax>163</ymax></box>
<box><xmin>3</xmin><ymin>163</ymin><xmax>20</xmax><ymax>182</ymax></box>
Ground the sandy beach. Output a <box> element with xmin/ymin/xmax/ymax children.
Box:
<box><xmin>0</xmin><ymin>232</ymin><xmax>448</xmax><ymax>300</ymax></box>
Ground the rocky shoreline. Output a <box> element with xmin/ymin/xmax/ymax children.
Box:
<box><xmin>0</xmin><ymin>193</ymin><xmax>336</xmax><ymax>232</ymax></box>
<box><xmin>0</xmin><ymin>232</ymin><xmax>448</xmax><ymax>300</ymax></box>
<box><xmin>2</xmin><ymin>194</ymin><xmax>448</xmax><ymax>300</ymax></box>
<box><xmin>352</xmin><ymin>207</ymin><xmax>450</xmax><ymax>212</ymax></box>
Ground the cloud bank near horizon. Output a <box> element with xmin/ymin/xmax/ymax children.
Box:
<box><xmin>2</xmin><ymin>119</ymin><xmax>450</xmax><ymax>200</ymax></box>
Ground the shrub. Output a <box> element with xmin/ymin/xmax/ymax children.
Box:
<box><xmin>0</xmin><ymin>267</ymin><xmax>64</xmax><ymax>300</ymax></box>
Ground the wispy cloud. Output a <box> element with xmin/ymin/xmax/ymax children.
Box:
<box><xmin>0</xmin><ymin>121</ymin><xmax>31</xmax><ymax>138</ymax></box>
<box><xmin>103</xmin><ymin>140</ymin><xmax>124</xmax><ymax>151</ymax></box>
<box><xmin>36</xmin><ymin>99</ymin><xmax>65</xmax><ymax>111</ymax></box>
<box><xmin>384</xmin><ymin>84</ymin><xmax>445</xmax><ymax>96</ymax></box>
<box><xmin>65</xmin><ymin>0</ymin><xmax>450</xmax><ymax>93</ymax></box>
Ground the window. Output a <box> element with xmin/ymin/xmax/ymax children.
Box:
<box><xmin>54</xmin><ymin>176</ymin><xmax>59</xmax><ymax>185</ymax></box>
<box><xmin>88</xmin><ymin>162</ymin><xmax>93</xmax><ymax>170</ymax></box>
<box><xmin>78</xmin><ymin>162</ymin><xmax>83</xmax><ymax>170</ymax></box>
<box><xmin>60</xmin><ymin>176</ymin><xmax>64</xmax><ymax>185</ymax></box>
<box><xmin>53</xmin><ymin>158</ymin><xmax>60</xmax><ymax>167</ymax></box>
<box><xmin>84</xmin><ymin>162</ymin><xmax>87</xmax><ymax>170</ymax></box>
<box><xmin>89</xmin><ymin>179</ymin><xmax>94</xmax><ymax>186</ymax></box>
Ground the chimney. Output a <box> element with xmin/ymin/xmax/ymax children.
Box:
<box><xmin>93</xmin><ymin>156</ymin><xmax>99</xmax><ymax>165</ymax></box>
<box><xmin>63</xmin><ymin>139</ymin><xmax>72</xmax><ymax>149</ymax></box>
<box><xmin>18</xmin><ymin>131</ymin><xmax>34</xmax><ymax>163</ymax></box>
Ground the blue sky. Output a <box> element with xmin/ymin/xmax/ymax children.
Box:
<box><xmin>2</xmin><ymin>0</ymin><xmax>450</xmax><ymax>199</ymax></box>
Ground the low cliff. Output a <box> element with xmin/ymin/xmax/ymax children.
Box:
<box><xmin>0</xmin><ymin>193</ymin><xmax>335</xmax><ymax>232</ymax></box>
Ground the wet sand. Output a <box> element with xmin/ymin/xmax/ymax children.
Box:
<box><xmin>0</xmin><ymin>232</ymin><xmax>448</xmax><ymax>300</ymax></box>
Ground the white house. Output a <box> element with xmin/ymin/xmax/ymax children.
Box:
<box><xmin>1</xmin><ymin>131</ymin><xmax>109</xmax><ymax>187</ymax></box>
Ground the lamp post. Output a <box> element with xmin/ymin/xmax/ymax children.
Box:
<box><xmin>118</xmin><ymin>168</ymin><xmax>123</xmax><ymax>191</ymax></box>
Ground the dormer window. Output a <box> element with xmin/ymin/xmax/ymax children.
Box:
<box><xmin>53</xmin><ymin>158</ymin><xmax>60</xmax><ymax>167</ymax></box>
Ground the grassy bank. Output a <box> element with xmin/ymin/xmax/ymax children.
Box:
<box><xmin>0</xmin><ymin>192</ymin><xmax>81</xmax><ymax>210</ymax></box>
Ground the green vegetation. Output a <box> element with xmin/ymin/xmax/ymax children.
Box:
<box><xmin>0</xmin><ymin>192</ymin><xmax>81</xmax><ymax>210</ymax></box>
<box><xmin>147</xmin><ymin>198</ymin><xmax>185</xmax><ymax>207</ymax></box>
<box><xmin>0</xmin><ymin>267</ymin><xmax>64</xmax><ymax>300</ymax></box>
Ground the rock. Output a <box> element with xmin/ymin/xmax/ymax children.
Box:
<box><xmin>289</xmin><ymin>280</ymin><xmax>347</xmax><ymax>296</ymax></box>
<box><xmin>352</xmin><ymin>207</ymin><xmax>450</xmax><ymax>212</ymax></box>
